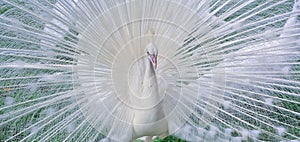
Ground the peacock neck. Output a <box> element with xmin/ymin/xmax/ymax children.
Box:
<box><xmin>139</xmin><ymin>57</ymin><xmax>158</xmax><ymax>100</ymax></box>
<box><xmin>144</xmin><ymin>57</ymin><xmax>156</xmax><ymax>80</ymax></box>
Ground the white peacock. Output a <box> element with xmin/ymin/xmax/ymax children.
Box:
<box><xmin>0</xmin><ymin>0</ymin><xmax>299</xmax><ymax>142</ymax></box>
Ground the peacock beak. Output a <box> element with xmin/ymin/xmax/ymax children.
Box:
<box><xmin>151</xmin><ymin>55</ymin><xmax>157</xmax><ymax>69</ymax></box>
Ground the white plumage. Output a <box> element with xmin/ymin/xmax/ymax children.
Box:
<box><xmin>131</xmin><ymin>43</ymin><xmax>168</xmax><ymax>141</ymax></box>
<box><xmin>0</xmin><ymin>0</ymin><xmax>299</xmax><ymax>142</ymax></box>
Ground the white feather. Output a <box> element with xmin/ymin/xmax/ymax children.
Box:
<box><xmin>0</xmin><ymin>0</ymin><xmax>299</xmax><ymax>142</ymax></box>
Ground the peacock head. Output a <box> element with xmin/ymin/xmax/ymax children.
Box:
<box><xmin>146</xmin><ymin>43</ymin><xmax>158</xmax><ymax>69</ymax></box>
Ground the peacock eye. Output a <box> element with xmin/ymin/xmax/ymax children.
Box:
<box><xmin>147</xmin><ymin>51</ymin><xmax>150</xmax><ymax>55</ymax></box>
